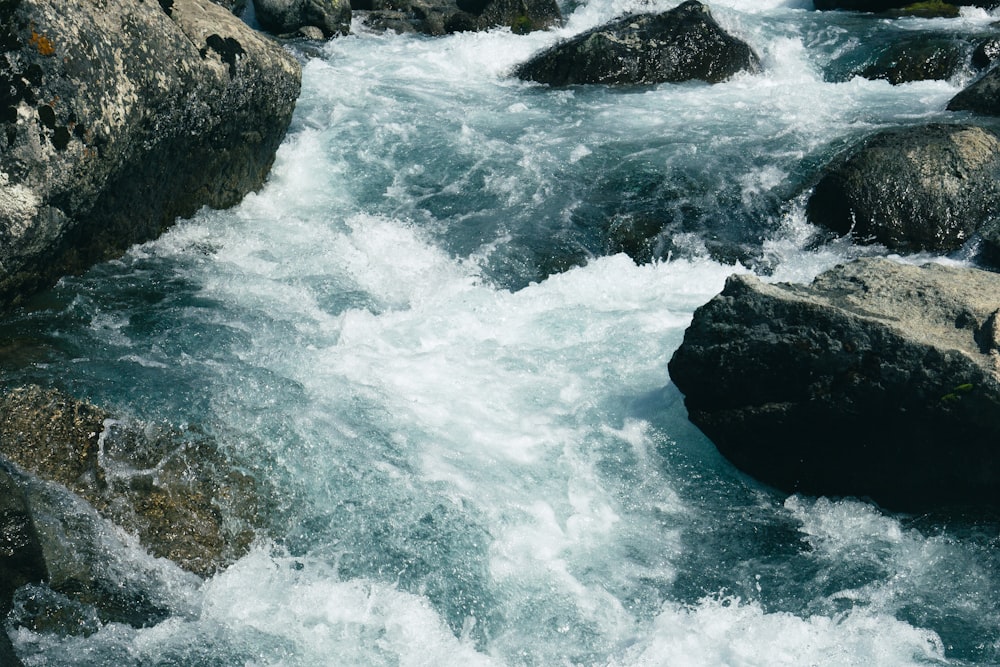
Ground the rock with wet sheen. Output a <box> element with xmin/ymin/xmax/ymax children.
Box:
<box><xmin>514</xmin><ymin>0</ymin><xmax>760</xmax><ymax>86</ymax></box>
<box><xmin>806</xmin><ymin>124</ymin><xmax>1000</xmax><ymax>253</ymax></box>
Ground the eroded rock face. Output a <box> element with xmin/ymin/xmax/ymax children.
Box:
<box><xmin>806</xmin><ymin>124</ymin><xmax>1000</xmax><ymax>253</ymax></box>
<box><xmin>0</xmin><ymin>386</ymin><xmax>261</xmax><ymax>576</ymax></box>
<box><xmin>514</xmin><ymin>0</ymin><xmax>760</xmax><ymax>86</ymax></box>
<box><xmin>0</xmin><ymin>0</ymin><xmax>300</xmax><ymax>306</ymax></box>
<box><xmin>669</xmin><ymin>258</ymin><xmax>1000</xmax><ymax>510</ymax></box>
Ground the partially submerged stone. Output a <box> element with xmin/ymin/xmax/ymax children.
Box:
<box><xmin>806</xmin><ymin>124</ymin><xmax>1000</xmax><ymax>253</ymax></box>
<box><xmin>0</xmin><ymin>386</ymin><xmax>260</xmax><ymax>576</ymax></box>
<box><xmin>669</xmin><ymin>258</ymin><xmax>1000</xmax><ymax>510</ymax></box>
<box><xmin>514</xmin><ymin>0</ymin><xmax>760</xmax><ymax>86</ymax></box>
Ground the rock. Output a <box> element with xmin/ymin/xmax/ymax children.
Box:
<box><xmin>0</xmin><ymin>463</ymin><xmax>45</xmax><ymax>666</ymax></box>
<box><xmin>806</xmin><ymin>123</ymin><xmax>1000</xmax><ymax>253</ymax></box>
<box><xmin>13</xmin><ymin>469</ymin><xmax>188</xmax><ymax>629</ymax></box>
<box><xmin>972</xmin><ymin>35</ymin><xmax>1000</xmax><ymax>69</ymax></box>
<box><xmin>514</xmin><ymin>0</ymin><xmax>760</xmax><ymax>86</ymax></box>
<box><xmin>668</xmin><ymin>258</ymin><xmax>1000</xmax><ymax>510</ymax></box>
<box><xmin>887</xmin><ymin>1</ymin><xmax>961</xmax><ymax>18</ymax></box>
<box><xmin>254</xmin><ymin>0</ymin><xmax>351</xmax><ymax>37</ymax></box>
<box><xmin>949</xmin><ymin>64</ymin><xmax>1000</xmax><ymax>115</ymax></box>
<box><xmin>814</xmin><ymin>0</ymin><xmax>997</xmax><ymax>13</ymax></box>
<box><xmin>0</xmin><ymin>0</ymin><xmax>300</xmax><ymax>307</ymax></box>
<box><xmin>0</xmin><ymin>386</ymin><xmax>261</xmax><ymax>576</ymax></box>
<box><xmin>856</xmin><ymin>36</ymin><xmax>965</xmax><ymax>83</ymax></box>
<box><xmin>354</xmin><ymin>0</ymin><xmax>560</xmax><ymax>35</ymax></box>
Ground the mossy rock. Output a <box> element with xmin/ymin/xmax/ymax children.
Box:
<box><xmin>889</xmin><ymin>1</ymin><xmax>961</xmax><ymax>17</ymax></box>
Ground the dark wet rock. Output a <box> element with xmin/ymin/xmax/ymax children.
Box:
<box><xmin>806</xmin><ymin>123</ymin><xmax>1000</xmax><ymax>253</ymax></box>
<box><xmin>0</xmin><ymin>463</ymin><xmax>45</xmax><ymax>666</ymax></box>
<box><xmin>14</xmin><ymin>470</ymin><xmax>188</xmax><ymax>628</ymax></box>
<box><xmin>255</xmin><ymin>0</ymin><xmax>351</xmax><ymax>37</ymax></box>
<box><xmin>669</xmin><ymin>257</ymin><xmax>1000</xmax><ymax>510</ymax></box>
<box><xmin>0</xmin><ymin>0</ymin><xmax>300</xmax><ymax>307</ymax></box>
<box><xmin>856</xmin><ymin>36</ymin><xmax>965</xmax><ymax>83</ymax></box>
<box><xmin>949</xmin><ymin>64</ymin><xmax>1000</xmax><ymax>115</ymax></box>
<box><xmin>972</xmin><ymin>35</ymin><xmax>1000</xmax><ymax>69</ymax></box>
<box><xmin>514</xmin><ymin>0</ymin><xmax>760</xmax><ymax>86</ymax></box>
<box><xmin>814</xmin><ymin>1</ymin><xmax>998</xmax><ymax>13</ymax></box>
<box><xmin>0</xmin><ymin>386</ymin><xmax>261</xmax><ymax>576</ymax></box>
<box><xmin>354</xmin><ymin>0</ymin><xmax>559</xmax><ymax>34</ymax></box>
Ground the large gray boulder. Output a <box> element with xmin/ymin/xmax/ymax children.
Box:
<box><xmin>514</xmin><ymin>1</ymin><xmax>760</xmax><ymax>86</ymax></box>
<box><xmin>0</xmin><ymin>0</ymin><xmax>301</xmax><ymax>307</ymax></box>
<box><xmin>668</xmin><ymin>258</ymin><xmax>1000</xmax><ymax>510</ymax></box>
<box><xmin>254</xmin><ymin>0</ymin><xmax>351</xmax><ymax>37</ymax></box>
<box><xmin>806</xmin><ymin>124</ymin><xmax>1000</xmax><ymax>253</ymax></box>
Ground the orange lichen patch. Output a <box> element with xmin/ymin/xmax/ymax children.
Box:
<box><xmin>29</xmin><ymin>29</ymin><xmax>55</xmax><ymax>56</ymax></box>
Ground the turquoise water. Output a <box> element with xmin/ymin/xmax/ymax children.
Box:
<box><xmin>3</xmin><ymin>1</ymin><xmax>1000</xmax><ymax>664</ymax></box>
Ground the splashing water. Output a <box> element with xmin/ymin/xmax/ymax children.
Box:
<box><xmin>4</xmin><ymin>1</ymin><xmax>1000</xmax><ymax>665</ymax></box>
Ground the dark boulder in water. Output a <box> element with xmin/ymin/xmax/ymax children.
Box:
<box><xmin>0</xmin><ymin>0</ymin><xmax>300</xmax><ymax>307</ymax></box>
<box><xmin>855</xmin><ymin>36</ymin><xmax>965</xmax><ymax>84</ymax></box>
<box><xmin>669</xmin><ymin>258</ymin><xmax>1000</xmax><ymax>511</ymax></box>
<box><xmin>254</xmin><ymin>0</ymin><xmax>351</xmax><ymax>37</ymax></box>
<box><xmin>972</xmin><ymin>35</ymin><xmax>1000</xmax><ymax>69</ymax></box>
<box><xmin>355</xmin><ymin>0</ymin><xmax>560</xmax><ymax>35</ymax></box>
<box><xmin>949</xmin><ymin>64</ymin><xmax>1000</xmax><ymax>115</ymax></box>
<box><xmin>806</xmin><ymin>124</ymin><xmax>1000</xmax><ymax>253</ymax></box>
<box><xmin>514</xmin><ymin>1</ymin><xmax>761</xmax><ymax>86</ymax></box>
<box><xmin>813</xmin><ymin>1</ymin><xmax>997</xmax><ymax>13</ymax></box>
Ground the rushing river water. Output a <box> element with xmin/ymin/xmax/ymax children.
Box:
<box><xmin>3</xmin><ymin>0</ymin><xmax>1000</xmax><ymax>664</ymax></box>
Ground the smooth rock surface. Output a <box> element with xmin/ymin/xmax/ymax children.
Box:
<box><xmin>514</xmin><ymin>0</ymin><xmax>760</xmax><ymax>86</ymax></box>
<box><xmin>669</xmin><ymin>258</ymin><xmax>1000</xmax><ymax>510</ymax></box>
<box><xmin>0</xmin><ymin>0</ymin><xmax>300</xmax><ymax>306</ymax></box>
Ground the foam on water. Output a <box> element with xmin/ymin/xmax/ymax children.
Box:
<box><xmin>7</xmin><ymin>2</ymin><xmax>1000</xmax><ymax>664</ymax></box>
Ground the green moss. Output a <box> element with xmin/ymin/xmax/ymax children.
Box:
<box><xmin>510</xmin><ymin>13</ymin><xmax>532</xmax><ymax>35</ymax></box>
<box><xmin>941</xmin><ymin>382</ymin><xmax>974</xmax><ymax>403</ymax></box>
<box><xmin>892</xmin><ymin>1</ymin><xmax>960</xmax><ymax>18</ymax></box>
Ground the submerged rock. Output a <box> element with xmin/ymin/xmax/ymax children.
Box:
<box><xmin>514</xmin><ymin>0</ymin><xmax>760</xmax><ymax>86</ymax></box>
<box><xmin>0</xmin><ymin>464</ymin><xmax>45</xmax><ymax>666</ymax></box>
<box><xmin>0</xmin><ymin>386</ymin><xmax>261</xmax><ymax>576</ymax></box>
<box><xmin>669</xmin><ymin>258</ymin><xmax>1000</xmax><ymax>510</ymax></box>
<box><xmin>806</xmin><ymin>123</ymin><xmax>1000</xmax><ymax>253</ymax></box>
<box><xmin>0</xmin><ymin>0</ymin><xmax>300</xmax><ymax>307</ymax></box>
<box><xmin>254</xmin><ymin>0</ymin><xmax>351</xmax><ymax>37</ymax></box>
